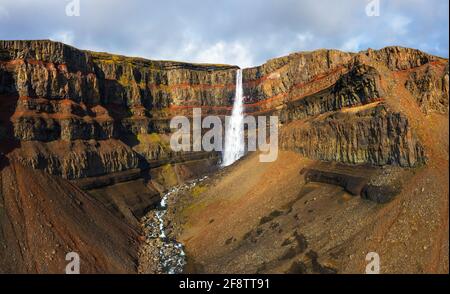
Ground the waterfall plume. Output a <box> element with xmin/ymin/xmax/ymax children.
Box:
<box><xmin>222</xmin><ymin>69</ymin><xmax>245</xmax><ymax>166</ymax></box>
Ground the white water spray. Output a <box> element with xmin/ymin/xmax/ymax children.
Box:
<box><xmin>222</xmin><ymin>69</ymin><xmax>245</xmax><ymax>166</ymax></box>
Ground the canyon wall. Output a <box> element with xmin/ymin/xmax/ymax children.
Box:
<box><xmin>0</xmin><ymin>40</ymin><xmax>237</xmax><ymax>179</ymax></box>
<box><xmin>1</xmin><ymin>40</ymin><xmax>448</xmax><ymax>179</ymax></box>
<box><xmin>242</xmin><ymin>47</ymin><xmax>448</xmax><ymax>167</ymax></box>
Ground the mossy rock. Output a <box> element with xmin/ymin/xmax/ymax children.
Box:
<box><xmin>137</xmin><ymin>133</ymin><xmax>169</xmax><ymax>148</ymax></box>
<box><xmin>191</xmin><ymin>185</ymin><xmax>207</xmax><ymax>198</ymax></box>
<box><xmin>158</xmin><ymin>164</ymin><xmax>178</xmax><ymax>187</ymax></box>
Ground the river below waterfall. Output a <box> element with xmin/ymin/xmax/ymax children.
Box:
<box><xmin>139</xmin><ymin>176</ymin><xmax>208</xmax><ymax>274</ymax></box>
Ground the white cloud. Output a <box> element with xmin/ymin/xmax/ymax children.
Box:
<box><xmin>389</xmin><ymin>15</ymin><xmax>411</xmax><ymax>35</ymax></box>
<box><xmin>296</xmin><ymin>32</ymin><xmax>314</xmax><ymax>48</ymax></box>
<box><xmin>49</xmin><ymin>31</ymin><xmax>75</xmax><ymax>46</ymax></box>
<box><xmin>152</xmin><ymin>36</ymin><xmax>254</xmax><ymax>67</ymax></box>
<box><xmin>340</xmin><ymin>36</ymin><xmax>366</xmax><ymax>52</ymax></box>
<box><xmin>297</xmin><ymin>32</ymin><xmax>314</xmax><ymax>43</ymax></box>
<box><xmin>195</xmin><ymin>41</ymin><xmax>254</xmax><ymax>68</ymax></box>
<box><xmin>0</xmin><ymin>0</ymin><xmax>448</xmax><ymax>66</ymax></box>
<box><xmin>0</xmin><ymin>6</ymin><xmax>9</xmax><ymax>19</ymax></box>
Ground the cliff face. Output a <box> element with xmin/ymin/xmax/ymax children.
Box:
<box><xmin>0</xmin><ymin>40</ymin><xmax>448</xmax><ymax>179</ymax></box>
<box><xmin>280</xmin><ymin>103</ymin><xmax>426</xmax><ymax>167</ymax></box>
<box><xmin>242</xmin><ymin>46</ymin><xmax>448</xmax><ymax>117</ymax></box>
<box><xmin>0</xmin><ymin>40</ymin><xmax>237</xmax><ymax>179</ymax></box>
<box><xmin>0</xmin><ymin>40</ymin><xmax>237</xmax><ymax>108</ymax></box>
<box><xmin>242</xmin><ymin>47</ymin><xmax>448</xmax><ymax>167</ymax></box>
<box><xmin>243</xmin><ymin>49</ymin><xmax>354</xmax><ymax>110</ymax></box>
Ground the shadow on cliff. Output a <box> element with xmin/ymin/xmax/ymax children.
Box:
<box><xmin>0</xmin><ymin>73</ymin><xmax>21</xmax><ymax>171</ymax></box>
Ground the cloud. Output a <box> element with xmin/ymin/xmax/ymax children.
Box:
<box><xmin>297</xmin><ymin>33</ymin><xmax>314</xmax><ymax>44</ymax></box>
<box><xmin>0</xmin><ymin>0</ymin><xmax>448</xmax><ymax>67</ymax></box>
<box><xmin>0</xmin><ymin>6</ymin><xmax>9</xmax><ymax>20</ymax></box>
<box><xmin>49</xmin><ymin>31</ymin><xmax>75</xmax><ymax>46</ymax></box>
<box><xmin>340</xmin><ymin>36</ymin><xmax>367</xmax><ymax>52</ymax></box>
<box><xmin>389</xmin><ymin>15</ymin><xmax>412</xmax><ymax>35</ymax></box>
<box><xmin>196</xmin><ymin>41</ymin><xmax>254</xmax><ymax>68</ymax></box>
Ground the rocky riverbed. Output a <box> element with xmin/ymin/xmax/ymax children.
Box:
<box><xmin>138</xmin><ymin>176</ymin><xmax>208</xmax><ymax>274</ymax></box>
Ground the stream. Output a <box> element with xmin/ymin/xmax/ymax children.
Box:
<box><xmin>142</xmin><ymin>176</ymin><xmax>208</xmax><ymax>274</ymax></box>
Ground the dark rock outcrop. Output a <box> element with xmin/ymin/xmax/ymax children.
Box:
<box><xmin>280</xmin><ymin>104</ymin><xmax>426</xmax><ymax>167</ymax></box>
<box><xmin>302</xmin><ymin>163</ymin><xmax>408</xmax><ymax>203</ymax></box>
<box><xmin>303</xmin><ymin>168</ymin><xmax>368</xmax><ymax>196</ymax></box>
<box><xmin>404</xmin><ymin>61</ymin><xmax>449</xmax><ymax>114</ymax></box>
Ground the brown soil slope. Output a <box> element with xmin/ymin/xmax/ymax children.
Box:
<box><xmin>172</xmin><ymin>47</ymin><xmax>448</xmax><ymax>274</ymax></box>
<box><xmin>174</xmin><ymin>149</ymin><xmax>448</xmax><ymax>273</ymax></box>
<box><xmin>0</xmin><ymin>159</ymin><xmax>140</xmax><ymax>273</ymax></box>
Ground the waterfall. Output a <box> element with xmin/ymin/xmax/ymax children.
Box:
<box><xmin>222</xmin><ymin>69</ymin><xmax>245</xmax><ymax>167</ymax></box>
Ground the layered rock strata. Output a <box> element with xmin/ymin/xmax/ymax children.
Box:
<box><xmin>0</xmin><ymin>40</ymin><xmax>237</xmax><ymax>179</ymax></box>
<box><xmin>1</xmin><ymin>40</ymin><xmax>448</xmax><ymax>179</ymax></box>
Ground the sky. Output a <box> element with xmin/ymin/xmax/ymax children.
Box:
<box><xmin>0</xmin><ymin>0</ymin><xmax>448</xmax><ymax>68</ymax></box>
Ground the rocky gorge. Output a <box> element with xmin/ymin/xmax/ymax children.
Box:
<box><xmin>0</xmin><ymin>40</ymin><xmax>448</xmax><ymax>273</ymax></box>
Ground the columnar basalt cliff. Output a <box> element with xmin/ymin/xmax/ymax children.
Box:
<box><xmin>1</xmin><ymin>40</ymin><xmax>448</xmax><ymax>180</ymax></box>
<box><xmin>241</xmin><ymin>47</ymin><xmax>448</xmax><ymax>167</ymax></box>
<box><xmin>0</xmin><ymin>40</ymin><xmax>238</xmax><ymax>179</ymax></box>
